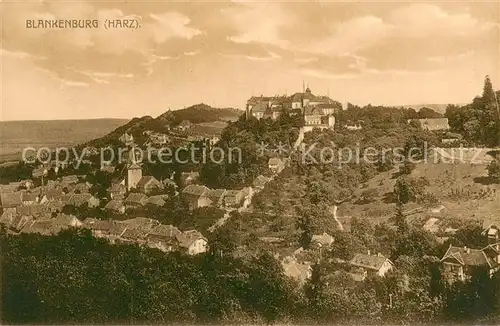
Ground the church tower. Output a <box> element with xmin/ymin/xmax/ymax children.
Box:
<box><xmin>126</xmin><ymin>148</ymin><xmax>142</xmax><ymax>191</ymax></box>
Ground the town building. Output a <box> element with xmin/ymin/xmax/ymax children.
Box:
<box><xmin>349</xmin><ymin>252</ymin><xmax>394</xmax><ymax>281</ymax></box>
<box><xmin>175</xmin><ymin>230</ymin><xmax>208</xmax><ymax>255</ymax></box>
<box><xmin>441</xmin><ymin>244</ymin><xmax>500</xmax><ymax>283</ymax></box>
<box><xmin>135</xmin><ymin>176</ymin><xmax>162</xmax><ymax>195</ymax></box>
<box><xmin>182</xmin><ymin>185</ymin><xmax>212</xmax><ymax>210</ymax></box>
<box><xmin>246</xmin><ymin>87</ymin><xmax>338</xmax><ymax>131</ymax></box>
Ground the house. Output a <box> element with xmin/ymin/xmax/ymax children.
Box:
<box><xmin>441</xmin><ymin>245</ymin><xmax>500</xmax><ymax>283</ymax></box>
<box><xmin>282</xmin><ymin>256</ymin><xmax>312</xmax><ymax>285</ymax></box>
<box><xmin>124</xmin><ymin>193</ymin><xmax>148</xmax><ymax>209</ymax></box>
<box><xmin>182</xmin><ymin>185</ymin><xmax>212</xmax><ymax>209</ymax></box>
<box><xmin>19</xmin><ymin>220</ymin><xmax>64</xmax><ymax>236</ymax></box>
<box><xmin>345</xmin><ymin>123</ymin><xmax>363</xmax><ymax>131</ymax></box>
<box><xmin>83</xmin><ymin>218</ymin><xmax>120</xmax><ymax>238</ymax></box>
<box><xmin>311</xmin><ymin>232</ymin><xmax>334</xmax><ymax>247</ymax></box>
<box><xmin>53</xmin><ymin>213</ymin><xmax>82</xmax><ymax>227</ymax></box>
<box><xmin>268</xmin><ymin>157</ymin><xmax>285</xmax><ymax>174</ymax></box>
<box><xmin>180</xmin><ymin>171</ymin><xmax>199</xmax><ymax>187</ymax></box>
<box><xmin>61</xmin><ymin>175</ymin><xmax>79</xmax><ymax>185</ymax></box>
<box><xmin>207</xmin><ymin>189</ymin><xmax>227</xmax><ymax>206</ymax></box>
<box><xmin>349</xmin><ymin>252</ymin><xmax>394</xmax><ymax>281</ymax></box>
<box><xmin>145</xmin><ymin>195</ymin><xmax>166</xmax><ymax>207</ymax></box>
<box><xmin>17</xmin><ymin>204</ymin><xmax>51</xmax><ymax>218</ymax></box>
<box><xmin>177</xmin><ymin>120</ymin><xmax>193</xmax><ymax>131</ymax></box>
<box><xmin>0</xmin><ymin>213</ymin><xmax>33</xmax><ymax>233</ymax></box>
<box><xmin>104</xmin><ymin>199</ymin><xmax>126</xmax><ymax>214</ymax></box>
<box><xmin>175</xmin><ymin>230</ymin><xmax>208</xmax><ymax>255</ymax></box>
<box><xmin>0</xmin><ymin>184</ymin><xmax>20</xmax><ymax>193</ymax></box>
<box><xmin>0</xmin><ymin>192</ymin><xmax>23</xmax><ymax>209</ymax></box>
<box><xmin>42</xmin><ymin>188</ymin><xmax>63</xmax><ymax>202</ymax></box>
<box><xmin>252</xmin><ymin>175</ymin><xmax>272</xmax><ymax>190</ymax></box>
<box><xmin>107</xmin><ymin>183</ymin><xmax>127</xmax><ymax>200</ymax></box>
<box><xmin>21</xmin><ymin>191</ymin><xmax>40</xmax><ymax>205</ymax></box>
<box><xmin>144</xmin><ymin>224</ymin><xmax>182</xmax><ymax>252</ymax></box>
<box><xmin>67</xmin><ymin>194</ymin><xmax>100</xmax><ymax>208</ymax></box>
<box><xmin>135</xmin><ymin>176</ymin><xmax>162</xmax><ymax>195</ymax></box>
<box><xmin>224</xmin><ymin>189</ymin><xmax>246</xmax><ymax>208</ymax></box>
<box><xmin>408</xmin><ymin>118</ymin><xmax>450</xmax><ymax>131</ymax></box>
<box><xmin>423</xmin><ymin>218</ymin><xmax>440</xmax><ymax>233</ymax></box>
<box><xmin>441</xmin><ymin>132</ymin><xmax>463</xmax><ymax>145</ymax></box>
<box><xmin>19</xmin><ymin>215</ymin><xmax>79</xmax><ymax>236</ymax></box>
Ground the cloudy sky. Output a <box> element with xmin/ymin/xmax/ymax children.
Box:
<box><xmin>1</xmin><ymin>0</ymin><xmax>499</xmax><ymax>121</ymax></box>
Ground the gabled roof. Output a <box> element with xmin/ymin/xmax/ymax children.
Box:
<box><xmin>350</xmin><ymin>253</ymin><xmax>392</xmax><ymax>271</ymax></box>
<box><xmin>124</xmin><ymin>193</ymin><xmax>147</xmax><ymax>204</ymax></box>
<box><xmin>145</xmin><ymin>195</ymin><xmax>166</xmax><ymax>206</ymax></box>
<box><xmin>16</xmin><ymin>204</ymin><xmax>50</xmax><ymax>217</ymax></box>
<box><xmin>150</xmin><ymin>224</ymin><xmax>181</xmax><ymax>238</ymax></box>
<box><xmin>122</xmin><ymin>217</ymin><xmax>160</xmax><ymax>229</ymax></box>
<box><xmin>104</xmin><ymin>199</ymin><xmax>125</xmax><ymax>211</ymax></box>
<box><xmin>0</xmin><ymin>184</ymin><xmax>20</xmax><ymax>193</ymax></box>
<box><xmin>53</xmin><ymin>214</ymin><xmax>81</xmax><ymax>227</ymax></box>
<box><xmin>441</xmin><ymin>245</ymin><xmax>497</xmax><ymax>268</ymax></box>
<box><xmin>108</xmin><ymin>183</ymin><xmax>126</xmax><ymax>193</ymax></box>
<box><xmin>182</xmin><ymin>184</ymin><xmax>210</xmax><ymax>197</ymax></box>
<box><xmin>0</xmin><ymin>192</ymin><xmax>23</xmax><ymax>208</ymax></box>
<box><xmin>136</xmin><ymin>176</ymin><xmax>161</xmax><ymax>188</ymax></box>
<box><xmin>176</xmin><ymin>230</ymin><xmax>206</xmax><ymax>248</ymax></box>
<box><xmin>207</xmin><ymin>188</ymin><xmax>226</xmax><ymax>201</ymax></box>
<box><xmin>22</xmin><ymin>191</ymin><xmax>40</xmax><ymax>202</ymax></box>
<box><xmin>268</xmin><ymin>157</ymin><xmax>283</xmax><ymax>166</ymax></box>
<box><xmin>68</xmin><ymin>193</ymin><xmax>95</xmax><ymax>206</ymax></box>
<box><xmin>61</xmin><ymin>175</ymin><xmax>79</xmax><ymax>184</ymax></box>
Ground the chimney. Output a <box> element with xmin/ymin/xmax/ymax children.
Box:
<box><xmin>367</xmin><ymin>250</ymin><xmax>371</xmax><ymax>256</ymax></box>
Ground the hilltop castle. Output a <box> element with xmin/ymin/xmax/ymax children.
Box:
<box><xmin>245</xmin><ymin>86</ymin><xmax>340</xmax><ymax>132</ymax></box>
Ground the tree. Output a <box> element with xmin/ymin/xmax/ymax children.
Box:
<box><xmin>393</xmin><ymin>176</ymin><xmax>428</xmax><ymax>204</ymax></box>
<box><xmin>487</xmin><ymin>159</ymin><xmax>500</xmax><ymax>182</ymax></box>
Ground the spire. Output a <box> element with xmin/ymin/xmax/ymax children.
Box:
<box><xmin>302</xmin><ymin>80</ymin><xmax>305</xmax><ymax>93</ymax></box>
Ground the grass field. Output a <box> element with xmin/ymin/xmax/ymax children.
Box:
<box><xmin>341</xmin><ymin>160</ymin><xmax>499</xmax><ymax>227</ymax></box>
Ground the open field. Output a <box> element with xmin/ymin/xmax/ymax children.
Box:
<box><xmin>342</xmin><ymin>160</ymin><xmax>499</xmax><ymax>226</ymax></box>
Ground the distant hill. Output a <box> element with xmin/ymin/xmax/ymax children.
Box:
<box><xmin>157</xmin><ymin>103</ymin><xmax>242</xmax><ymax>125</ymax></box>
<box><xmin>87</xmin><ymin>104</ymin><xmax>243</xmax><ymax>147</ymax></box>
<box><xmin>0</xmin><ymin>119</ymin><xmax>129</xmax><ymax>162</ymax></box>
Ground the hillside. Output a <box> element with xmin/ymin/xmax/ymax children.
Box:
<box><xmin>86</xmin><ymin>104</ymin><xmax>242</xmax><ymax>147</ymax></box>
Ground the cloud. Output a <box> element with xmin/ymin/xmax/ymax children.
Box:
<box><xmin>224</xmin><ymin>2</ymin><xmax>290</xmax><ymax>48</ymax></box>
<box><xmin>149</xmin><ymin>12</ymin><xmax>202</xmax><ymax>42</ymax></box>
<box><xmin>305</xmin><ymin>16</ymin><xmax>393</xmax><ymax>56</ymax></box>
<box><xmin>390</xmin><ymin>3</ymin><xmax>496</xmax><ymax>37</ymax></box>
<box><xmin>219</xmin><ymin>51</ymin><xmax>281</xmax><ymax>62</ymax></box>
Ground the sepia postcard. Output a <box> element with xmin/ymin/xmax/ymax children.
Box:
<box><xmin>1</xmin><ymin>0</ymin><xmax>500</xmax><ymax>324</ymax></box>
